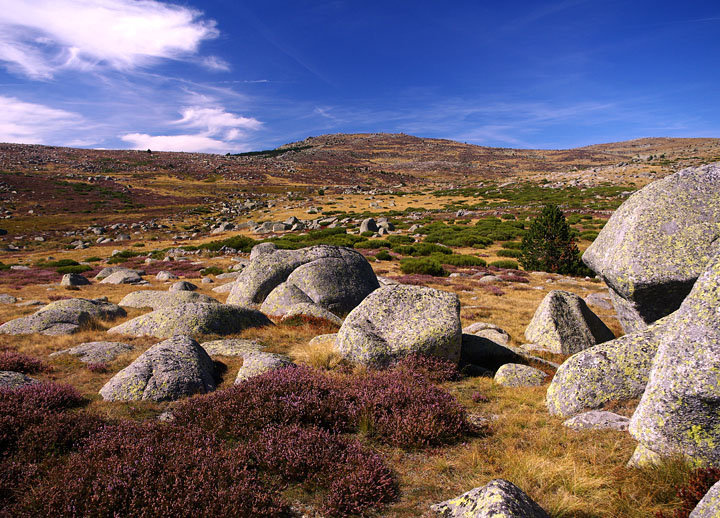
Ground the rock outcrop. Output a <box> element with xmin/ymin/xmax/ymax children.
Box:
<box><xmin>118</xmin><ymin>290</ymin><xmax>219</xmax><ymax>310</ymax></box>
<box><xmin>431</xmin><ymin>479</ymin><xmax>549</xmax><ymax>518</ymax></box>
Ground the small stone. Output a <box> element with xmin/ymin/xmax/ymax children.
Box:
<box><xmin>234</xmin><ymin>352</ymin><xmax>294</xmax><ymax>383</ymax></box>
<box><xmin>563</xmin><ymin>410</ymin><xmax>630</xmax><ymax>431</ymax></box>
<box><xmin>494</xmin><ymin>363</ymin><xmax>548</xmax><ymax>387</ymax></box>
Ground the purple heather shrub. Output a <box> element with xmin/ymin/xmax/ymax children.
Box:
<box><xmin>0</xmin><ymin>350</ymin><xmax>48</xmax><ymax>374</ymax></box>
<box><xmin>471</xmin><ymin>391</ymin><xmax>490</xmax><ymax>403</ymax></box>
<box><xmin>85</xmin><ymin>362</ymin><xmax>108</xmax><ymax>373</ymax></box>
<box><xmin>392</xmin><ymin>353</ymin><xmax>461</xmax><ymax>383</ymax></box>
<box><xmin>0</xmin><ymin>267</ymin><xmax>61</xmax><ymax>288</ymax></box>
<box><xmin>497</xmin><ymin>274</ymin><xmax>530</xmax><ymax>283</ymax></box>
<box><xmin>16</xmin><ymin>422</ymin><xmax>290</xmax><ymax>518</ymax></box>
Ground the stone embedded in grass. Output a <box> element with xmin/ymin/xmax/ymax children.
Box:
<box><xmin>99</xmin><ymin>270</ymin><xmax>143</xmax><ymax>284</ymax></box>
<box><xmin>227</xmin><ymin>245</ymin><xmax>379</xmax><ymax>316</ymax></box>
<box><xmin>234</xmin><ymin>352</ymin><xmax>294</xmax><ymax>383</ymax></box>
<box><xmin>629</xmin><ymin>246</ymin><xmax>720</xmax><ymax>467</ymax></box>
<box><xmin>169</xmin><ymin>280</ymin><xmax>197</xmax><ymax>292</ymax></box>
<box><xmin>0</xmin><ymin>371</ymin><xmax>39</xmax><ymax>389</ymax></box>
<box><xmin>0</xmin><ymin>293</ymin><xmax>17</xmax><ymax>304</ymax></box>
<box><xmin>108</xmin><ymin>302</ymin><xmax>272</xmax><ymax>338</ymax></box>
<box><xmin>430</xmin><ymin>478</ymin><xmax>550</xmax><ymax>518</ymax></box>
<box><xmin>336</xmin><ymin>284</ymin><xmax>462</xmax><ymax>367</ymax></box>
<box><xmin>94</xmin><ymin>266</ymin><xmax>145</xmax><ymax>281</ymax></box>
<box><xmin>690</xmin><ymin>479</ymin><xmax>720</xmax><ymax>518</ymax></box>
<box><xmin>99</xmin><ymin>335</ymin><xmax>216</xmax><ymax>401</ymax></box>
<box><xmin>60</xmin><ymin>273</ymin><xmax>90</xmax><ymax>286</ymax></box>
<box><xmin>0</xmin><ymin>298</ymin><xmax>125</xmax><ymax>336</ymax></box>
<box><xmin>118</xmin><ymin>290</ymin><xmax>220</xmax><ymax>310</ymax></box>
<box><xmin>563</xmin><ymin>410</ymin><xmax>630</xmax><ymax>431</ymax></box>
<box><xmin>524</xmin><ymin>290</ymin><xmax>615</xmax><ymax>355</ymax></box>
<box><xmin>583</xmin><ymin>163</ymin><xmax>720</xmax><ymax>333</ymax></box>
<box><xmin>50</xmin><ymin>341</ymin><xmax>133</xmax><ymax>363</ymax></box>
<box><xmin>463</xmin><ymin>321</ymin><xmax>510</xmax><ymax>345</ymax></box>
<box><xmin>494</xmin><ymin>363</ymin><xmax>548</xmax><ymax>387</ymax></box>
<box><xmin>155</xmin><ymin>270</ymin><xmax>178</xmax><ymax>281</ymax></box>
<box><xmin>200</xmin><ymin>339</ymin><xmax>264</xmax><ymax>357</ymax></box>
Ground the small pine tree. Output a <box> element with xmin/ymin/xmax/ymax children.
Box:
<box><xmin>520</xmin><ymin>204</ymin><xmax>588</xmax><ymax>275</ymax></box>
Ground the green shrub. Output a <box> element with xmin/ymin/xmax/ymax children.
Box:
<box><xmin>354</xmin><ymin>240</ymin><xmax>391</xmax><ymax>249</ymax></box>
<box><xmin>56</xmin><ymin>265</ymin><xmax>93</xmax><ymax>274</ymax></box>
<box><xmin>0</xmin><ymin>262</ymin><xmax>10</xmax><ymax>271</ymax></box>
<box><xmin>132</xmin><ymin>243</ymin><xmax>145</xmax><ymax>247</ymax></box>
<box><xmin>386</xmin><ymin>235</ymin><xmax>415</xmax><ymax>245</ymax></box>
<box><xmin>399</xmin><ymin>258</ymin><xmax>447</xmax><ymax>276</ymax></box>
<box><xmin>435</xmin><ymin>254</ymin><xmax>486</xmax><ymax>267</ymax></box>
<box><xmin>361</xmin><ymin>231</ymin><xmax>375</xmax><ymax>237</ymax></box>
<box><xmin>580</xmin><ymin>230</ymin><xmax>599</xmax><ymax>241</ymax></box>
<box><xmin>83</xmin><ymin>256</ymin><xmax>102</xmax><ymax>262</ymax></box>
<box><xmin>519</xmin><ymin>204</ymin><xmax>589</xmax><ymax>276</ymax></box>
<box><xmin>199</xmin><ymin>235</ymin><xmax>256</xmax><ymax>253</ymax></box>
<box><xmin>375</xmin><ymin>250</ymin><xmax>392</xmax><ymax>261</ymax></box>
<box><xmin>489</xmin><ymin>260</ymin><xmax>519</xmax><ymax>269</ymax></box>
<box><xmin>37</xmin><ymin>259</ymin><xmax>78</xmax><ymax>268</ymax></box>
<box><xmin>501</xmin><ymin>241</ymin><xmax>522</xmax><ymax>249</ymax></box>
<box><xmin>393</xmin><ymin>243</ymin><xmax>451</xmax><ymax>256</ymax></box>
<box><xmin>497</xmin><ymin>249</ymin><xmax>522</xmax><ymax>258</ymax></box>
<box><xmin>201</xmin><ymin>266</ymin><xmax>224</xmax><ymax>276</ymax></box>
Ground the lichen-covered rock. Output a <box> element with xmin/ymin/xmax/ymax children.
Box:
<box><xmin>94</xmin><ymin>266</ymin><xmax>144</xmax><ymax>280</ymax></box>
<box><xmin>60</xmin><ymin>273</ymin><xmax>90</xmax><ymax>286</ymax></box>
<box><xmin>50</xmin><ymin>341</ymin><xmax>133</xmax><ymax>363</ymax></box>
<box><xmin>546</xmin><ymin>316</ymin><xmax>671</xmax><ymax>416</ymax></box>
<box><xmin>689</xmin><ymin>480</ymin><xmax>720</xmax><ymax>518</ymax></box>
<box><xmin>212</xmin><ymin>282</ymin><xmax>235</xmax><ymax>294</ymax></box>
<box><xmin>249</xmin><ymin>242</ymin><xmax>277</xmax><ymax>260</ymax></box>
<box><xmin>0</xmin><ymin>371</ymin><xmax>39</xmax><ymax>389</ymax></box>
<box><xmin>200</xmin><ymin>339</ymin><xmax>263</xmax><ymax>356</ymax></box>
<box><xmin>118</xmin><ymin>290</ymin><xmax>219</xmax><ymax>310</ymax></box>
<box><xmin>0</xmin><ymin>298</ymin><xmax>125</xmax><ymax>335</ymax></box>
<box><xmin>494</xmin><ymin>363</ymin><xmax>548</xmax><ymax>387</ymax></box>
<box><xmin>584</xmin><ymin>291</ymin><xmax>613</xmax><ymax>311</ymax></box>
<box><xmin>583</xmin><ymin>164</ymin><xmax>720</xmax><ymax>332</ymax></box>
<box><xmin>0</xmin><ymin>294</ymin><xmax>17</xmax><ymax>304</ymax></box>
<box><xmin>155</xmin><ymin>271</ymin><xmax>178</xmax><ymax>281</ymax></box>
<box><xmin>100</xmin><ymin>270</ymin><xmax>143</xmax><ymax>284</ymax></box>
<box><xmin>234</xmin><ymin>352</ymin><xmax>294</xmax><ymax>383</ymax></box>
<box><xmin>99</xmin><ymin>335</ymin><xmax>215</xmax><ymax>401</ymax></box>
<box><xmin>629</xmin><ymin>246</ymin><xmax>720</xmax><ymax>467</ymax></box>
<box><xmin>463</xmin><ymin>322</ymin><xmax>510</xmax><ymax>345</ymax></box>
<box><xmin>525</xmin><ymin>290</ymin><xmax>615</xmax><ymax>354</ymax></box>
<box><xmin>335</xmin><ymin>285</ymin><xmax>461</xmax><ymax>367</ymax></box>
<box><xmin>563</xmin><ymin>410</ymin><xmax>630</xmax><ymax>431</ymax></box>
<box><xmin>280</xmin><ymin>303</ymin><xmax>343</xmax><ymax>326</ymax></box>
<box><xmin>260</xmin><ymin>282</ymin><xmax>313</xmax><ymax>316</ymax></box>
<box><xmin>227</xmin><ymin>245</ymin><xmax>379</xmax><ymax>316</ymax></box>
<box><xmin>169</xmin><ymin>280</ymin><xmax>197</xmax><ymax>292</ymax></box>
<box><xmin>108</xmin><ymin>302</ymin><xmax>272</xmax><ymax>338</ymax></box>
<box><xmin>308</xmin><ymin>333</ymin><xmax>337</xmax><ymax>347</ymax></box>
<box><xmin>360</xmin><ymin>218</ymin><xmax>378</xmax><ymax>234</ymax></box>
<box><xmin>460</xmin><ymin>334</ymin><xmax>523</xmax><ymax>371</ymax></box>
<box><xmin>431</xmin><ymin>479</ymin><xmax>549</xmax><ymax>518</ymax></box>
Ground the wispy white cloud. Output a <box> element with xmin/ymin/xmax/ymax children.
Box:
<box><xmin>0</xmin><ymin>0</ymin><xmax>220</xmax><ymax>79</ymax></box>
<box><xmin>0</xmin><ymin>95</ymin><xmax>84</xmax><ymax>144</ymax></box>
<box><xmin>175</xmin><ymin>106</ymin><xmax>262</xmax><ymax>135</ymax></box>
<box><xmin>120</xmin><ymin>133</ymin><xmax>244</xmax><ymax>153</ymax></box>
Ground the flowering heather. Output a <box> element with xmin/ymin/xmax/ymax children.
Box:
<box><xmin>497</xmin><ymin>274</ymin><xmax>530</xmax><ymax>283</ymax></box>
<box><xmin>392</xmin><ymin>353</ymin><xmax>461</xmax><ymax>383</ymax></box>
<box><xmin>656</xmin><ymin>467</ymin><xmax>720</xmax><ymax>518</ymax></box>
<box><xmin>17</xmin><ymin>422</ymin><xmax>290</xmax><ymax>518</ymax></box>
<box><xmin>118</xmin><ymin>257</ymin><xmax>204</xmax><ymax>278</ymax></box>
<box><xmin>0</xmin><ymin>267</ymin><xmax>60</xmax><ymax>288</ymax></box>
<box><xmin>85</xmin><ymin>362</ymin><xmax>108</xmax><ymax>373</ymax></box>
<box><xmin>0</xmin><ymin>350</ymin><xmax>48</xmax><ymax>374</ymax></box>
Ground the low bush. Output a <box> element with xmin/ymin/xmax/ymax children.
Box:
<box><xmin>36</xmin><ymin>259</ymin><xmax>78</xmax><ymax>268</ymax></box>
<box><xmin>200</xmin><ymin>266</ymin><xmax>224</xmax><ymax>276</ymax></box>
<box><xmin>198</xmin><ymin>235</ymin><xmax>256</xmax><ymax>253</ymax></box>
<box><xmin>0</xmin><ymin>350</ymin><xmax>48</xmax><ymax>373</ymax></box>
<box><xmin>399</xmin><ymin>257</ymin><xmax>448</xmax><ymax>276</ymax></box>
<box><xmin>392</xmin><ymin>354</ymin><xmax>461</xmax><ymax>383</ymax></box>
<box><xmin>497</xmin><ymin>249</ymin><xmax>522</xmax><ymax>258</ymax></box>
<box><xmin>354</xmin><ymin>239</ymin><xmax>391</xmax><ymax>249</ymax></box>
<box><xmin>393</xmin><ymin>242</ymin><xmax>451</xmax><ymax>256</ymax></box>
<box><xmin>386</xmin><ymin>235</ymin><xmax>415</xmax><ymax>245</ymax></box>
<box><xmin>107</xmin><ymin>250</ymin><xmax>145</xmax><ymax>264</ymax></box>
<box><xmin>435</xmin><ymin>254</ymin><xmax>487</xmax><ymax>267</ymax></box>
<box><xmin>83</xmin><ymin>256</ymin><xmax>102</xmax><ymax>262</ymax></box>
<box><xmin>656</xmin><ymin>467</ymin><xmax>720</xmax><ymax>518</ymax></box>
<box><xmin>489</xmin><ymin>260</ymin><xmax>520</xmax><ymax>269</ymax></box>
<box><xmin>56</xmin><ymin>264</ymin><xmax>93</xmax><ymax>274</ymax></box>
<box><xmin>375</xmin><ymin>250</ymin><xmax>392</xmax><ymax>261</ymax></box>
<box><xmin>501</xmin><ymin>241</ymin><xmax>523</xmax><ymax>249</ymax></box>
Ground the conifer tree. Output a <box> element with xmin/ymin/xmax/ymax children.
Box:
<box><xmin>520</xmin><ymin>204</ymin><xmax>587</xmax><ymax>275</ymax></box>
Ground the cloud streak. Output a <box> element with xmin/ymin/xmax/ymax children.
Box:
<box><xmin>0</xmin><ymin>95</ymin><xmax>84</xmax><ymax>144</ymax></box>
<box><xmin>0</xmin><ymin>0</ymin><xmax>221</xmax><ymax>79</ymax></box>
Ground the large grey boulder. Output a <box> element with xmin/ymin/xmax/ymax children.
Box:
<box><xmin>0</xmin><ymin>371</ymin><xmax>39</xmax><ymax>389</ymax></box>
<box><xmin>463</xmin><ymin>322</ymin><xmax>510</xmax><ymax>345</ymax></box>
<box><xmin>227</xmin><ymin>245</ymin><xmax>379</xmax><ymax>316</ymax></box>
<box><xmin>583</xmin><ymin>164</ymin><xmax>720</xmax><ymax>333</ymax></box>
<box><xmin>50</xmin><ymin>341</ymin><xmax>133</xmax><ymax>363</ymax></box>
<box><xmin>494</xmin><ymin>363</ymin><xmax>548</xmax><ymax>387</ymax></box>
<box><xmin>690</xmin><ymin>480</ymin><xmax>720</xmax><ymax>518</ymax></box>
<box><xmin>249</xmin><ymin>242</ymin><xmax>277</xmax><ymax>260</ymax></box>
<box><xmin>99</xmin><ymin>335</ymin><xmax>215</xmax><ymax>401</ymax></box>
<box><xmin>234</xmin><ymin>352</ymin><xmax>294</xmax><ymax>383</ymax></box>
<box><xmin>335</xmin><ymin>285</ymin><xmax>461</xmax><ymax>367</ymax></box>
<box><xmin>280</xmin><ymin>303</ymin><xmax>343</xmax><ymax>326</ymax></box>
<box><xmin>94</xmin><ymin>266</ymin><xmax>144</xmax><ymax>281</ymax></box>
<box><xmin>460</xmin><ymin>334</ymin><xmax>523</xmax><ymax>371</ymax></box>
<box><xmin>107</xmin><ymin>302</ymin><xmax>272</xmax><ymax>338</ymax></box>
<box><xmin>0</xmin><ymin>298</ymin><xmax>125</xmax><ymax>336</ymax></box>
<box><xmin>524</xmin><ymin>290</ymin><xmax>615</xmax><ymax>355</ymax></box>
<box><xmin>359</xmin><ymin>218</ymin><xmax>378</xmax><ymax>234</ymax></box>
<box><xmin>169</xmin><ymin>280</ymin><xmax>197</xmax><ymax>292</ymax></box>
<box><xmin>629</xmin><ymin>246</ymin><xmax>720</xmax><ymax>467</ymax></box>
<box><xmin>260</xmin><ymin>282</ymin><xmax>313</xmax><ymax>316</ymax></box>
<box><xmin>431</xmin><ymin>479</ymin><xmax>549</xmax><ymax>518</ymax></box>
<box><xmin>118</xmin><ymin>290</ymin><xmax>219</xmax><ymax>310</ymax></box>
<box><xmin>100</xmin><ymin>270</ymin><xmax>143</xmax><ymax>284</ymax></box>
<box><xmin>546</xmin><ymin>316</ymin><xmax>670</xmax><ymax>416</ymax></box>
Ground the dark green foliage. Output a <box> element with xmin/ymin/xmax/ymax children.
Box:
<box><xmin>0</xmin><ymin>262</ymin><xmax>9</xmax><ymax>271</ymax></box>
<box><xmin>200</xmin><ymin>266</ymin><xmax>224</xmax><ymax>276</ymax></box>
<box><xmin>399</xmin><ymin>257</ymin><xmax>448</xmax><ymax>276</ymax></box>
<box><xmin>360</xmin><ymin>231</ymin><xmax>375</xmax><ymax>237</ymax></box>
<box><xmin>501</xmin><ymin>241</ymin><xmax>523</xmax><ymax>249</ymax></box>
<box><xmin>270</xmin><ymin>228</ymin><xmax>363</xmax><ymax>250</ymax></box>
<box><xmin>519</xmin><ymin>205</ymin><xmax>589</xmax><ymax>276</ymax></box>
<box><xmin>83</xmin><ymin>256</ymin><xmax>102</xmax><ymax>262</ymax></box>
<box><xmin>106</xmin><ymin>250</ymin><xmax>145</xmax><ymax>264</ymax></box>
<box><xmin>580</xmin><ymin>230</ymin><xmax>600</xmax><ymax>241</ymax></box>
<box><xmin>56</xmin><ymin>265</ymin><xmax>93</xmax><ymax>274</ymax></box>
<box><xmin>36</xmin><ymin>259</ymin><xmax>78</xmax><ymax>268</ymax></box>
<box><xmin>419</xmin><ymin>219</ymin><xmax>523</xmax><ymax>248</ymax></box>
<box><xmin>435</xmin><ymin>254</ymin><xmax>486</xmax><ymax>267</ymax></box>
<box><xmin>489</xmin><ymin>260</ymin><xmax>519</xmax><ymax>269</ymax></box>
<box><xmin>393</xmin><ymin>243</ymin><xmax>452</xmax><ymax>256</ymax></box>
<box><xmin>375</xmin><ymin>250</ymin><xmax>392</xmax><ymax>261</ymax></box>
<box><xmin>497</xmin><ymin>249</ymin><xmax>522</xmax><ymax>258</ymax></box>
<box><xmin>386</xmin><ymin>235</ymin><xmax>415</xmax><ymax>245</ymax></box>
<box><xmin>354</xmin><ymin>239</ymin><xmax>391</xmax><ymax>249</ymax></box>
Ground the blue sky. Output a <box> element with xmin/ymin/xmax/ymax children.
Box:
<box><xmin>0</xmin><ymin>0</ymin><xmax>718</xmax><ymax>153</ymax></box>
